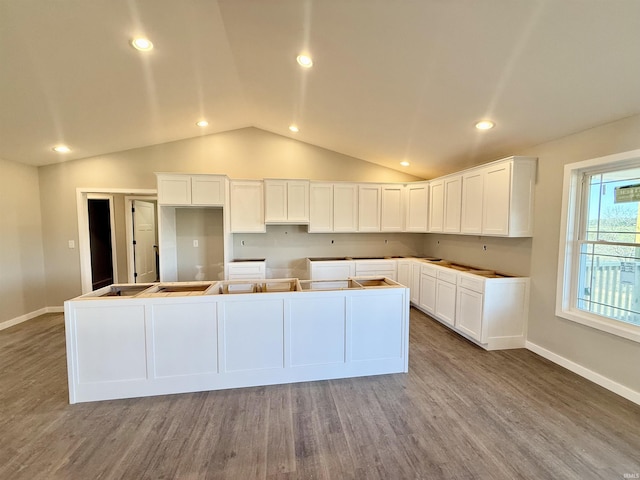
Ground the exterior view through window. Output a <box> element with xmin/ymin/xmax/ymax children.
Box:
<box><xmin>578</xmin><ymin>167</ymin><xmax>640</xmax><ymax>326</ymax></box>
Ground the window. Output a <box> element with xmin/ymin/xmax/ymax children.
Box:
<box><xmin>557</xmin><ymin>149</ymin><xmax>640</xmax><ymax>343</ymax></box>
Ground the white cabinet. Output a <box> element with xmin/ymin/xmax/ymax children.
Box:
<box><xmin>157</xmin><ymin>174</ymin><xmax>226</xmax><ymax>206</ymax></box>
<box><xmin>461</xmin><ymin>169</ymin><xmax>484</xmax><ymax>234</ymax></box>
<box><xmin>308</xmin><ymin>182</ymin><xmax>358</xmax><ymax>233</ymax></box>
<box><xmin>405</xmin><ymin>182</ymin><xmax>429</xmax><ymax>232</ymax></box>
<box><xmin>227</xmin><ymin>261</ymin><xmax>266</xmax><ymax>280</ymax></box>
<box><xmin>397</xmin><ymin>260</ymin><xmax>411</xmax><ymax>288</ymax></box>
<box><xmin>410</xmin><ymin>261</ymin><xmax>421</xmax><ymax>305</ymax></box>
<box><xmin>435</xmin><ymin>277</ymin><xmax>457</xmax><ymax>325</ymax></box>
<box><xmin>443</xmin><ymin>175</ymin><xmax>462</xmax><ymax>234</ymax></box>
<box><xmin>308</xmin><ymin>182</ymin><xmax>333</xmax><ymax>232</ymax></box>
<box><xmin>264</xmin><ymin>179</ymin><xmax>309</xmax><ymax>224</ymax></box>
<box><xmin>358</xmin><ymin>184</ymin><xmax>382</xmax><ymax>232</ymax></box>
<box><xmin>482</xmin><ymin>157</ymin><xmax>536</xmax><ymax>237</ymax></box>
<box><xmin>457</xmin><ymin>156</ymin><xmax>537</xmax><ymax>237</ymax></box>
<box><xmin>381</xmin><ymin>184</ymin><xmax>404</xmax><ymax>232</ymax></box>
<box><xmin>429</xmin><ymin>180</ymin><xmax>444</xmax><ymax>232</ymax></box>
<box><xmin>333</xmin><ymin>183</ymin><xmax>359</xmax><ymax>232</ymax></box>
<box><xmin>308</xmin><ymin>259</ymin><xmax>355</xmax><ymax>280</ymax></box>
<box><xmin>354</xmin><ymin>260</ymin><xmax>397</xmax><ymax>281</ymax></box>
<box><xmin>455</xmin><ymin>271</ymin><xmax>530</xmax><ymax>349</ymax></box>
<box><xmin>229</xmin><ymin>180</ymin><xmax>265</xmax><ymax>233</ymax></box>
<box><xmin>419</xmin><ymin>265</ymin><xmax>436</xmax><ymax>314</ymax></box>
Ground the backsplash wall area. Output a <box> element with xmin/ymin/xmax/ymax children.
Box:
<box><xmin>423</xmin><ymin>234</ymin><xmax>533</xmax><ymax>276</ymax></box>
<box><xmin>232</xmin><ymin>226</ymin><xmax>426</xmax><ymax>279</ymax></box>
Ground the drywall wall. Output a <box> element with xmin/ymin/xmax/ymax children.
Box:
<box><xmin>176</xmin><ymin>207</ymin><xmax>224</xmax><ymax>281</ymax></box>
<box><xmin>521</xmin><ymin>114</ymin><xmax>640</xmax><ymax>395</ymax></box>
<box><xmin>38</xmin><ymin>127</ymin><xmax>421</xmax><ymax>305</ymax></box>
<box><xmin>0</xmin><ymin>159</ymin><xmax>46</xmax><ymax>323</ymax></box>
<box><xmin>233</xmin><ymin>226</ymin><xmax>426</xmax><ymax>279</ymax></box>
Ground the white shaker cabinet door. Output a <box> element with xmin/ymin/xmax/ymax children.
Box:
<box><xmin>333</xmin><ymin>183</ymin><xmax>358</xmax><ymax>232</ymax></box>
<box><xmin>309</xmin><ymin>182</ymin><xmax>333</xmax><ymax>232</ymax></box>
<box><xmin>230</xmin><ymin>180</ymin><xmax>265</xmax><ymax>233</ymax></box>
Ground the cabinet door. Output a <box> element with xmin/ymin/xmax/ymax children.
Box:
<box><xmin>456</xmin><ymin>288</ymin><xmax>483</xmax><ymax>341</ymax></box>
<box><xmin>419</xmin><ymin>274</ymin><xmax>436</xmax><ymax>314</ymax></box>
<box><xmin>191</xmin><ymin>175</ymin><xmax>225</xmax><ymax>206</ymax></box>
<box><xmin>309</xmin><ymin>183</ymin><xmax>333</xmax><ymax>232</ymax></box>
<box><xmin>333</xmin><ymin>184</ymin><xmax>358</xmax><ymax>232</ymax></box>
<box><xmin>461</xmin><ymin>170</ymin><xmax>483</xmax><ymax>234</ymax></box>
<box><xmin>482</xmin><ymin>162</ymin><xmax>512</xmax><ymax>236</ymax></box>
<box><xmin>429</xmin><ymin>180</ymin><xmax>444</xmax><ymax>232</ymax></box>
<box><xmin>381</xmin><ymin>184</ymin><xmax>404</xmax><ymax>232</ymax></box>
<box><xmin>443</xmin><ymin>176</ymin><xmax>462</xmax><ymax>233</ymax></box>
<box><xmin>264</xmin><ymin>180</ymin><xmax>288</xmax><ymax>223</ymax></box>
<box><xmin>230</xmin><ymin>181</ymin><xmax>265</xmax><ymax>233</ymax></box>
<box><xmin>358</xmin><ymin>184</ymin><xmax>381</xmax><ymax>232</ymax></box>
<box><xmin>287</xmin><ymin>180</ymin><xmax>310</xmax><ymax>223</ymax></box>
<box><xmin>397</xmin><ymin>261</ymin><xmax>411</xmax><ymax>288</ymax></box>
<box><xmin>410</xmin><ymin>262</ymin><xmax>421</xmax><ymax>305</ymax></box>
<box><xmin>309</xmin><ymin>262</ymin><xmax>355</xmax><ymax>280</ymax></box>
<box><xmin>435</xmin><ymin>279</ymin><xmax>456</xmax><ymax>325</ymax></box>
<box><xmin>158</xmin><ymin>175</ymin><xmax>191</xmax><ymax>205</ymax></box>
<box><xmin>406</xmin><ymin>183</ymin><xmax>429</xmax><ymax>232</ymax></box>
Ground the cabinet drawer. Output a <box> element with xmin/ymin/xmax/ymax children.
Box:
<box><xmin>420</xmin><ymin>264</ymin><xmax>437</xmax><ymax>277</ymax></box>
<box><xmin>228</xmin><ymin>262</ymin><xmax>266</xmax><ymax>279</ymax></box>
<box><xmin>458</xmin><ymin>274</ymin><xmax>485</xmax><ymax>293</ymax></box>
<box><xmin>436</xmin><ymin>268</ymin><xmax>457</xmax><ymax>284</ymax></box>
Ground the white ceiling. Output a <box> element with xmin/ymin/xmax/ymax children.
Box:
<box><xmin>2</xmin><ymin>0</ymin><xmax>640</xmax><ymax>178</ymax></box>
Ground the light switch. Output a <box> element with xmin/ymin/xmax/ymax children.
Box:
<box><xmin>193</xmin><ymin>239</ymin><xmax>199</xmax><ymax>247</ymax></box>
<box><xmin>68</xmin><ymin>240</ymin><xmax>75</xmax><ymax>249</ymax></box>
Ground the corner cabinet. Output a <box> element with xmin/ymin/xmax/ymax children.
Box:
<box><xmin>229</xmin><ymin>180</ymin><xmax>266</xmax><ymax>233</ymax></box>
<box><xmin>264</xmin><ymin>179</ymin><xmax>309</xmax><ymax>224</ymax></box>
<box><xmin>157</xmin><ymin>174</ymin><xmax>226</xmax><ymax>206</ymax></box>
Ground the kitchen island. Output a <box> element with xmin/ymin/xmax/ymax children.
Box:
<box><xmin>64</xmin><ymin>278</ymin><xmax>409</xmax><ymax>404</ymax></box>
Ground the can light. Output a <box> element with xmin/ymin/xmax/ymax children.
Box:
<box><xmin>52</xmin><ymin>145</ymin><xmax>71</xmax><ymax>153</ymax></box>
<box><xmin>196</xmin><ymin>120</ymin><xmax>209</xmax><ymax>127</ymax></box>
<box><xmin>131</xmin><ymin>37</ymin><xmax>153</xmax><ymax>51</ymax></box>
<box><xmin>475</xmin><ymin>120</ymin><xmax>495</xmax><ymax>130</ymax></box>
<box><xmin>289</xmin><ymin>125</ymin><xmax>300</xmax><ymax>133</ymax></box>
<box><xmin>400</xmin><ymin>161</ymin><xmax>410</xmax><ymax>167</ymax></box>
<box><xmin>296</xmin><ymin>54</ymin><xmax>313</xmax><ymax>68</ymax></box>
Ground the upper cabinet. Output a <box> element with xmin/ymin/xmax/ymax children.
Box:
<box><xmin>405</xmin><ymin>182</ymin><xmax>429</xmax><ymax>233</ymax></box>
<box><xmin>157</xmin><ymin>174</ymin><xmax>226</xmax><ymax>206</ymax></box>
<box><xmin>308</xmin><ymin>182</ymin><xmax>334</xmax><ymax>233</ymax></box>
<box><xmin>264</xmin><ymin>179</ymin><xmax>309</xmax><ymax>224</ymax></box>
<box><xmin>358</xmin><ymin>184</ymin><xmax>382</xmax><ymax>232</ymax></box>
<box><xmin>460</xmin><ymin>156</ymin><xmax>536</xmax><ymax>237</ymax></box>
<box><xmin>308</xmin><ymin>182</ymin><xmax>358</xmax><ymax>233</ymax></box>
<box><xmin>428</xmin><ymin>180</ymin><xmax>444</xmax><ymax>232</ymax></box>
<box><xmin>443</xmin><ymin>175</ymin><xmax>462</xmax><ymax>233</ymax></box>
<box><xmin>229</xmin><ymin>180</ymin><xmax>266</xmax><ymax>233</ymax></box>
<box><xmin>381</xmin><ymin>184</ymin><xmax>405</xmax><ymax>232</ymax></box>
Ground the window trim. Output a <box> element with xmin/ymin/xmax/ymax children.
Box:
<box><xmin>556</xmin><ymin>148</ymin><xmax>640</xmax><ymax>344</ymax></box>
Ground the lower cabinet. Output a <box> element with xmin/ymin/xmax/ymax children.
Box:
<box><xmin>410</xmin><ymin>262</ymin><xmax>421</xmax><ymax>305</ymax></box>
<box><xmin>435</xmin><ymin>278</ymin><xmax>456</xmax><ymax>326</ymax></box>
<box><xmin>419</xmin><ymin>272</ymin><xmax>436</xmax><ymax>314</ymax></box>
<box><xmin>227</xmin><ymin>261</ymin><xmax>266</xmax><ymax>280</ymax></box>
<box><xmin>455</xmin><ymin>287</ymin><xmax>483</xmax><ymax>341</ymax></box>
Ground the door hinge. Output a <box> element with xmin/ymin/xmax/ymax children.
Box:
<box><xmin>133</xmin><ymin>240</ymin><xmax>137</xmax><ymax>245</ymax></box>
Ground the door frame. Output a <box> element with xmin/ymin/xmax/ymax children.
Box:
<box><xmin>77</xmin><ymin>188</ymin><xmax>156</xmax><ymax>293</ymax></box>
<box><xmin>125</xmin><ymin>195</ymin><xmax>158</xmax><ymax>283</ymax></box>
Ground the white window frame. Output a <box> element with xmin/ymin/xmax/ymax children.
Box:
<box><xmin>557</xmin><ymin>148</ymin><xmax>640</xmax><ymax>344</ymax></box>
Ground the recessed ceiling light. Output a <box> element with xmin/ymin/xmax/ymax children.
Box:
<box><xmin>289</xmin><ymin>125</ymin><xmax>299</xmax><ymax>133</ymax></box>
<box><xmin>196</xmin><ymin>120</ymin><xmax>209</xmax><ymax>127</ymax></box>
<box><xmin>131</xmin><ymin>37</ymin><xmax>153</xmax><ymax>51</ymax></box>
<box><xmin>296</xmin><ymin>54</ymin><xmax>313</xmax><ymax>68</ymax></box>
<box><xmin>52</xmin><ymin>145</ymin><xmax>71</xmax><ymax>153</ymax></box>
<box><xmin>400</xmin><ymin>161</ymin><xmax>410</xmax><ymax>167</ymax></box>
<box><xmin>475</xmin><ymin>120</ymin><xmax>495</xmax><ymax>130</ymax></box>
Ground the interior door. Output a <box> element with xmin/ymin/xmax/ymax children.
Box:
<box><xmin>133</xmin><ymin>200</ymin><xmax>158</xmax><ymax>283</ymax></box>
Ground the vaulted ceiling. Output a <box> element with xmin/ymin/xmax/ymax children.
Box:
<box><xmin>2</xmin><ymin>0</ymin><xmax>640</xmax><ymax>178</ymax></box>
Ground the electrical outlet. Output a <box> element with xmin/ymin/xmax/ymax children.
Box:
<box><xmin>241</xmin><ymin>240</ymin><xmax>245</xmax><ymax>246</ymax></box>
<box><xmin>193</xmin><ymin>240</ymin><xmax>199</xmax><ymax>247</ymax></box>
<box><xmin>68</xmin><ymin>240</ymin><xmax>75</xmax><ymax>249</ymax></box>
<box><xmin>483</xmin><ymin>245</ymin><xmax>487</xmax><ymax>251</ymax></box>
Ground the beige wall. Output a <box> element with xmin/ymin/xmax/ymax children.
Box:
<box><xmin>176</xmin><ymin>207</ymin><xmax>224</xmax><ymax>281</ymax></box>
<box><xmin>38</xmin><ymin>127</ymin><xmax>421</xmax><ymax>306</ymax></box>
<box><xmin>0</xmin><ymin>159</ymin><xmax>46</xmax><ymax>323</ymax></box>
<box><xmin>521</xmin><ymin>115</ymin><xmax>640</xmax><ymax>393</ymax></box>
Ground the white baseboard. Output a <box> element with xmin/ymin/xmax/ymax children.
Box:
<box><xmin>0</xmin><ymin>306</ymin><xmax>64</xmax><ymax>331</ymax></box>
<box><xmin>526</xmin><ymin>341</ymin><xmax>640</xmax><ymax>406</ymax></box>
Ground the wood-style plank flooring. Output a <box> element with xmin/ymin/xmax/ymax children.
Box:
<box><xmin>1</xmin><ymin>310</ymin><xmax>639</xmax><ymax>479</ymax></box>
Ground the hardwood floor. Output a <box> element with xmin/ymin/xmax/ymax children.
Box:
<box><xmin>1</xmin><ymin>309</ymin><xmax>639</xmax><ymax>479</ymax></box>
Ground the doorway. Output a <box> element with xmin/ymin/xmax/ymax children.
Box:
<box><xmin>87</xmin><ymin>197</ymin><xmax>116</xmax><ymax>290</ymax></box>
<box><xmin>128</xmin><ymin>198</ymin><xmax>158</xmax><ymax>283</ymax></box>
<box><xmin>77</xmin><ymin>188</ymin><xmax>157</xmax><ymax>293</ymax></box>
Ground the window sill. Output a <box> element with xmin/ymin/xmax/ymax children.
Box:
<box><xmin>556</xmin><ymin>307</ymin><xmax>640</xmax><ymax>344</ymax></box>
